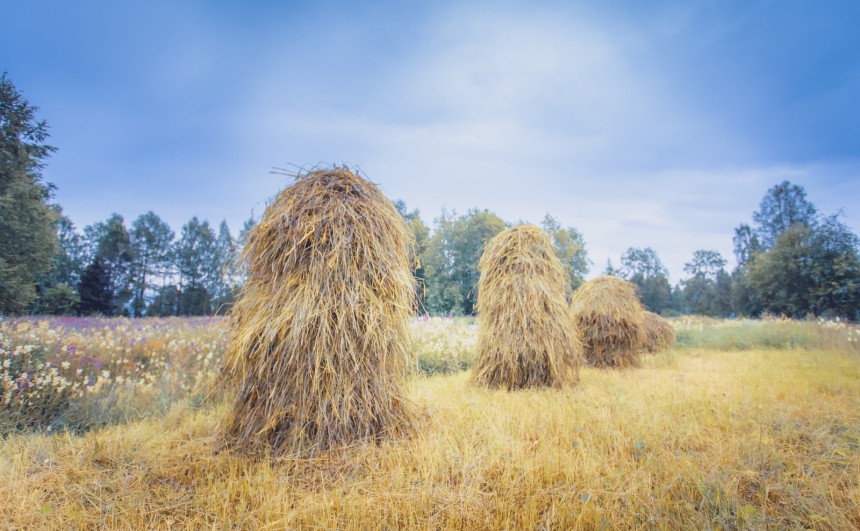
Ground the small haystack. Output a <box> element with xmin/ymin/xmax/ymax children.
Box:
<box><xmin>220</xmin><ymin>167</ymin><xmax>415</xmax><ymax>456</ymax></box>
<box><xmin>642</xmin><ymin>311</ymin><xmax>675</xmax><ymax>353</ymax></box>
<box><xmin>473</xmin><ymin>225</ymin><xmax>581</xmax><ymax>389</ymax></box>
<box><xmin>570</xmin><ymin>275</ymin><xmax>646</xmax><ymax>368</ymax></box>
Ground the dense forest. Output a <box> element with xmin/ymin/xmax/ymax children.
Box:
<box><xmin>3</xmin><ymin>73</ymin><xmax>859</xmax><ymax>319</ymax></box>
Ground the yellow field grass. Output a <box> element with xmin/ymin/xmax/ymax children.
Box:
<box><xmin>2</xmin><ymin>345</ymin><xmax>858</xmax><ymax>528</ymax></box>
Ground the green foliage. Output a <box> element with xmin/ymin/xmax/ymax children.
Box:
<box><xmin>752</xmin><ymin>180</ymin><xmax>817</xmax><ymax>248</ymax></box>
<box><xmin>680</xmin><ymin>250</ymin><xmax>731</xmax><ymax>317</ymax></box>
<box><xmin>541</xmin><ymin>214</ymin><xmax>589</xmax><ymax>290</ymax></box>
<box><xmin>147</xmin><ymin>285</ymin><xmax>179</xmax><ymax>316</ymax></box>
<box><xmin>683</xmin><ymin>249</ymin><xmax>726</xmax><ymax>279</ymax></box>
<box><xmin>210</xmin><ymin>220</ymin><xmax>237</xmax><ymax>313</ymax></box>
<box><xmin>77</xmin><ymin>258</ymin><xmax>112</xmax><ymax>315</ymax></box>
<box><xmin>603</xmin><ymin>259</ymin><xmax>621</xmax><ymax>276</ymax></box>
<box><xmin>732</xmin><ymin>181</ymin><xmax>860</xmax><ymax>319</ymax></box>
<box><xmin>733</xmin><ymin>223</ymin><xmax>761</xmax><ymax>267</ymax></box>
<box><xmin>175</xmin><ymin>216</ymin><xmax>217</xmax><ymax>315</ymax></box>
<box><xmin>0</xmin><ymin>72</ymin><xmax>58</xmax><ymax>314</ymax></box>
<box><xmin>620</xmin><ymin>247</ymin><xmax>673</xmax><ymax>314</ymax></box>
<box><xmin>83</xmin><ymin>214</ymin><xmax>134</xmax><ymax>315</ymax></box>
<box><xmin>729</xmin><ymin>266</ymin><xmax>761</xmax><ymax>317</ymax></box>
<box><xmin>396</xmin><ymin>200</ymin><xmax>430</xmax><ymax>312</ymax></box>
<box><xmin>749</xmin><ymin>220</ymin><xmax>860</xmax><ymax>318</ymax></box>
<box><xmin>39</xmin><ymin>284</ymin><xmax>80</xmax><ymax>315</ymax></box>
<box><xmin>130</xmin><ymin>211</ymin><xmax>175</xmax><ymax>317</ymax></box>
<box><xmin>423</xmin><ymin>209</ymin><xmax>506</xmax><ymax>315</ymax></box>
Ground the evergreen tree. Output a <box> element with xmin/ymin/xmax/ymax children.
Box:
<box><xmin>78</xmin><ymin>257</ymin><xmax>112</xmax><ymax>315</ymax></box>
<box><xmin>84</xmin><ymin>214</ymin><xmax>134</xmax><ymax>315</ymax></box>
<box><xmin>211</xmin><ymin>220</ymin><xmax>237</xmax><ymax>313</ymax></box>
<box><xmin>603</xmin><ymin>259</ymin><xmax>621</xmax><ymax>276</ymax></box>
<box><xmin>30</xmin><ymin>207</ymin><xmax>85</xmax><ymax>314</ymax></box>
<box><xmin>174</xmin><ymin>216</ymin><xmax>217</xmax><ymax>315</ymax></box>
<box><xmin>39</xmin><ymin>284</ymin><xmax>79</xmax><ymax>315</ymax></box>
<box><xmin>129</xmin><ymin>211</ymin><xmax>174</xmax><ymax>316</ymax></box>
<box><xmin>0</xmin><ymin>72</ymin><xmax>58</xmax><ymax>314</ymax></box>
<box><xmin>147</xmin><ymin>285</ymin><xmax>179</xmax><ymax>317</ymax></box>
<box><xmin>50</xmin><ymin>209</ymin><xmax>86</xmax><ymax>287</ymax></box>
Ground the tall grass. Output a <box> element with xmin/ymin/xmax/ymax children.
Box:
<box><xmin>672</xmin><ymin>316</ymin><xmax>860</xmax><ymax>353</ymax></box>
<box><xmin>3</xmin><ymin>316</ymin><xmax>859</xmax><ymax>436</ymax></box>
<box><xmin>0</xmin><ymin>317</ymin><xmax>226</xmax><ymax>433</ymax></box>
<box><xmin>410</xmin><ymin>316</ymin><xmax>477</xmax><ymax>375</ymax></box>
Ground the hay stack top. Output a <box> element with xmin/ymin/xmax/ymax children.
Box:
<box><xmin>570</xmin><ymin>275</ymin><xmax>643</xmax><ymax>318</ymax></box>
<box><xmin>243</xmin><ymin>167</ymin><xmax>413</xmax><ymax>285</ymax></box>
<box><xmin>478</xmin><ymin>224</ymin><xmax>566</xmax><ymax>288</ymax></box>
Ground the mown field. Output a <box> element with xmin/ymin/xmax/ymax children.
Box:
<box><xmin>1</xmin><ymin>316</ymin><xmax>859</xmax><ymax>528</ymax></box>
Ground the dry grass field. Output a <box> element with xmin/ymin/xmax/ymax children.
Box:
<box><xmin>1</xmin><ymin>317</ymin><xmax>859</xmax><ymax>528</ymax></box>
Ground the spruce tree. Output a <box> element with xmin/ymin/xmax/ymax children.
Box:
<box><xmin>0</xmin><ymin>72</ymin><xmax>58</xmax><ymax>314</ymax></box>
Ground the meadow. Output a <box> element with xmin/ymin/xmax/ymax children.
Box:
<box><xmin>1</xmin><ymin>316</ymin><xmax>858</xmax><ymax>528</ymax></box>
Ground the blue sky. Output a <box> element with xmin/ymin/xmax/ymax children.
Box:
<box><xmin>2</xmin><ymin>0</ymin><xmax>859</xmax><ymax>280</ymax></box>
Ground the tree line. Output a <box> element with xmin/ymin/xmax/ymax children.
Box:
<box><xmin>3</xmin><ymin>72</ymin><xmax>859</xmax><ymax>319</ymax></box>
<box><xmin>30</xmin><ymin>210</ymin><xmax>252</xmax><ymax>316</ymax></box>
<box><xmin>396</xmin><ymin>179</ymin><xmax>859</xmax><ymax>320</ymax></box>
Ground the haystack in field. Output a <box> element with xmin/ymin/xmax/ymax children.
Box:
<box><xmin>570</xmin><ymin>275</ymin><xmax>646</xmax><ymax>368</ymax></box>
<box><xmin>473</xmin><ymin>225</ymin><xmax>581</xmax><ymax>389</ymax></box>
<box><xmin>220</xmin><ymin>167</ymin><xmax>415</xmax><ymax>456</ymax></box>
<box><xmin>642</xmin><ymin>311</ymin><xmax>674</xmax><ymax>353</ymax></box>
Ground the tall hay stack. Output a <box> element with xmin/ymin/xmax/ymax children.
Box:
<box><xmin>570</xmin><ymin>275</ymin><xmax>647</xmax><ymax>368</ymax></box>
<box><xmin>473</xmin><ymin>225</ymin><xmax>581</xmax><ymax>389</ymax></box>
<box><xmin>642</xmin><ymin>311</ymin><xmax>675</xmax><ymax>353</ymax></box>
<box><xmin>220</xmin><ymin>167</ymin><xmax>415</xmax><ymax>456</ymax></box>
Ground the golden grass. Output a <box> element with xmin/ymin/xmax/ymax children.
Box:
<box><xmin>571</xmin><ymin>275</ymin><xmax>647</xmax><ymax>368</ymax></box>
<box><xmin>219</xmin><ymin>167</ymin><xmax>415</xmax><ymax>456</ymax></box>
<box><xmin>643</xmin><ymin>311</ymin><xmax>675</xmax><ymax>353</ymax></box>
<box><xmin>2</xmin><ymin>347</ymin><xmax>858</xmax><ymax>529</ymax></box>
<box><xmin>473</xmin><ymin>225</ymin><xmax>581</xmax><ymax>389</ymax></box>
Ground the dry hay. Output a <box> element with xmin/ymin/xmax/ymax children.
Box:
<box><xmin>219</xmin><ymin>167</ymin><xmax>415</xmax><ymax>456</ymax></box>
<box><xmin>642</xmin><ymin>311</ymin><xmax>675</xmax><ymax>353</ymax></box>
<box><xmin>570</xmin><ymin>275</ymin><xmax>647</xmax><ymax>368</ymax></box>
<box><xmin>473</xmin><ymin>225</ymin><xmax>581</xmax><ymax>389</ymax></box>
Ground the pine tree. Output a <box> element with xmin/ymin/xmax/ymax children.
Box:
<box><xmin>129</xmin><ymin>212</ymin><xmax>174</xmax><ymax>316</ymax></box>
<box><xmin>175</xmin><ymin>217</ymin><xmax>217</xmax><ymax>315</ymax></box>
<box><xmin>0</xmin><ymin>72</ymin><xmax>58</xmax><ymax>314</ymax></box>
<box><xmin>84</xmin><ymin>214</ymin><xmax>134</xmax><ymax>315</ymax></box>
<box><xmin>78</xmin><ymin>258</ymin><xmax>112</xmax><ymax>315</ymax></box>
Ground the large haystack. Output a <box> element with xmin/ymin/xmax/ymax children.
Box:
<box><xmin>642</xmin><ymin>311</ymin><xmax>675</xmax><ymax>353</ymax></box>
<box><xmin>220</xmin><ymin>167</ymin><xmax>415</xmax><ymax>456</ymax></box>
<box><xmin>570</xmin><ymin>275</ymin><xmax>646</xmax><ymax>368</ymax></box>
<box><xmin>473</xmin><ymin>225</ymin><xmax>581</xmax><ymax>389</ymax></box>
